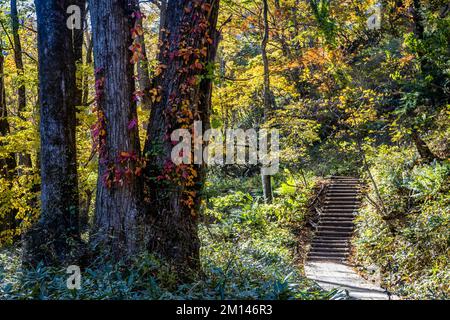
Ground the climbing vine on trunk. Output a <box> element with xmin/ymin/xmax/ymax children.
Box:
<box><xmin>143</xmin><ymin>0</ymin><xmax>221</xmax><ymax>273</ymax></box>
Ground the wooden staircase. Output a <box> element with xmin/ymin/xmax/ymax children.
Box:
<box><xmin>308</xmin><ymin>176</ymin><xmax>362</xmax><ymax>262</ymax></box>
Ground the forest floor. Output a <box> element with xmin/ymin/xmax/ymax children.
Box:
<box><xmin>305</xmin><ymin>261</ymin><xmax>392</xmax><ymax>300</ymax></box>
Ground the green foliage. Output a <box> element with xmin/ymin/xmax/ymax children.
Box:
<box><xmin>0</xmin><ymin>173</ymin><xmax>40</xmax><ymax>245</ymax></box>
<box><xmin>1</xmin><ymin>0</ymin><xmax>449</xmax><ymax>301</ymax></box>
<box><xmin>355</xmin><ymin>148</ymin><xmax>449</xmax><ymax>299</ymax></box>
<box><xmin>0</xmin><ymin>172</ymin><xmax>333</xmax><ymax>300</ymax></box>
<box><xmin>309</xmin><ymin>0</ymin><xmax>337</xmax><ymax>46</ymax></box>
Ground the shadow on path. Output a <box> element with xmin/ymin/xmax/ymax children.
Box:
<box><xmin>305</xmin><ymin>261</ymin><xmax>392</xmax><ymax>300</ymax></box>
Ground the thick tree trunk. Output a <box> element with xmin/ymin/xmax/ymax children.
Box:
<box><xmin>90</xmin><ymin>0</ymin><xmax>142</xmax><ymax>259</ymax></box>
<box><xmin>261</xmin><ymin>0</ymin><xmax>273</xmax><ymax>204</ymax></box>
<box><xmin>23</xmin><ymin>0</ymin><xmax>80</xmax><ymax>266</ymax></box>
<box><xmin>143</xmin><ymin>0</ymin><xmax>220</xmax><ymax>273</ymax></box>
<box><xmin>10</xmin><ymin>0</ymin><xmax>32</xmax><ymax>169</ymax></box>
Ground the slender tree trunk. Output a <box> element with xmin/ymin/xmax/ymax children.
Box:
<box><xmin>136</xmin><ymin>4</ymin><xmax>153</xmax><ymax>111</ymax></box>
<box><xmin>10</xmin><ymin>0</ymin><xmax>32</xmax><ymax>169</ymax></box>
<box><xmin>80</xmin><ymin>189</ymin><xmax>93</xmax><ymax>233</ymax></box>
<box><xmin>73</xmin><ymin>0</ymin><xmax>86</xmax><ymax>109</ymax></box>
<box><xmin>410</xmin><ymin>0</ymin><xmax>440</xmax><ymax>163</ymax></box>
<box><xmin>136</xmin><ymin>0</ymin><xmax>167</xmax><ymax>112</ymax></box>
<box><xmin>156</xmin><ymin>0</ymin><xmax>168</xmax><ymax>61</ymax></box>
<box><xmin>261</xmin><ymin>0</ymin><xmax>273</xmax><ymax>203</ymax></box>
<box><xmin>143</xmin><ymin>0</ymin><xmax>220</xmax><ymax>273</ymax></box>
<box><xmin>82</xmin><ymin>33</ymin><xmax>93</xmax><ymax>107</ymax></box>
<box><xmin>23</xmin><ymin>0</ymin><xmax>80</xmax><ymax>266</ymax></box>
<box><xmin>90</xmin><ymin>0</ymin><xmax>142</xmax><ymax>259</ymax></box>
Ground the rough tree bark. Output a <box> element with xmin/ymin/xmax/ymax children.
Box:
<box><xmin>10</xmin><ymin>0</ymin><xmax>32</xmax><ymax>169</ymax></box>
<box><xmin>90</xmin><ymin>0</ymin><xmax>142</xmax><ymax>258</ymax></box>
<box><xmin>261</xmin><ymin>0</ymin><xmax>273</xmax><ymax>203</ymax></box>
<box><xmin>143</xmin><ymin>0</ymin><xmax>220</xmax><ymax>273</ymax></box>
<box><xmin>23</xmin><ymin>0</ymin><xmax>80</xmax><ymax>266</ymax></box>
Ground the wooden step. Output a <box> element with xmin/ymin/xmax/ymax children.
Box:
<box><xmin>307</xmin><ymin>256</ymin><xmax>347</xmax><ymax>262</ymax></box>
<box><xmin>320</xmin><ymin>222</ymin><xmax>354</xmax><ymax>227</ymax></box>
<box><xmin>325</xmin><ymin>195</ymin><xmax>360</xmax><ymax>199</ymax></box>
<box><xmin>320</xmin><ymin>218</ymin><xmax>355</xmax><ymax>223</ymax></box>
<box><xmin>309</xmin><ymin>251</ymin><xmax>349</xmax><ymax>256</ymax></box>
<box><xmin>326</xmin><ymin>196</ymin><xmax>359</xmax><ymax>200</ymax></box>
<box><xmin>311</xmin><ymin>248</ymin><xmax>349</xmax><ymax>254</ymax></box>
<box><xmin>324</xmin><ymin>207</ymin><xmax>358</xmax><ymax>210</ymax></box>
<box><xmin>316</xmin><ymin>231</ymin><xmax>354</xmax><ymax>237</ymax></box>
<box><xmin>321</xmin><ymin>213</ymin><xmax>356</xmax><ymax>218</ymax></box>
<box><xmin>322</xmin><ymin>208</ymin><xmax>357</xmax><ymax>213</ymax></box>
<box><xmin>328</xmin><ymin>185</ymin><xmax>360</xmax><ymax>189</ymax></box>
<box><xmin>308</xmin><ymin>252</ymin><xmax>350</xmax><ymax>258</ymax></box>
<box><xmin>321</xmin><ymin>215</ymin><xmax>355</xmax><ymax>220</ymax></box>
<box><xmin>330</xmin><ymin>181</ymin><xmax>361</xmax><ymax>184</ymax></box>
<box><xmin>327</xmin><ymin>191</ymin><xmax>359</xmax><ymax>195</ymax></box>
<box><xmin>324</xmin><ymin>200</ymin><xmax>360</xmax><ymax>205</ymax></box>
<box><xmin>314</xmin><ymin>237</ymin><xmax>351</xmax><ymax>242</ymax></box>
<box><xmin>318</xmin><ymin>226</ymin><xmax>354</xmax><ymax>232</ymax></box>
<box><xmin>324</xmin><ymin>204</ymin><xmax>358</xmax><ymax>208</ymax></box>
<box><xmin>320</xmin><ymin>221</ymin><xmax>354</xmax><ymax>227</ymax></box>
<box><xmin>311</xmin><ymin>240</ymin><xmax>350</xmax><ymax>248</ymax></box>
<box><xmin>330</xmin><ymin>179</ymin><xmax>361</xmax><ymax>183</ymax></box>
<box><xmin>311</xmin><ymin>244</ymin><xmax>349</xmax><ymax>250</ymax></box>
<box><xmin>320</xmin><ymin>216</ymin><xmax>355</xmax><ymax>220</ymax></box>
<box><xmin>330</xmin><ymin>176</ymin><xmax>361</xmax><ymax>180</ymax></box>
<box><xmin>327</xmin><ymin>191</ymin><xmax>359</xmax><ymax>194</ymax></box>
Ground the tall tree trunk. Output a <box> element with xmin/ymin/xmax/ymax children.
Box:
<box><xmin>90</xmin><ymin>0</ymin><xmax>142</xmax><ymax>259</ymax></box>
<box><xmin>157</xmin><ymin>0</ymin><xmax>168</xmax><ymax>58</ymax></box>
<box><xmin>261</xmin><ymin>0</ymin><xmax>273</xmax><ymax>204</ymax></box>
<box><xmin>0</xmin><ymin>47</ymin><xmax>18</xmax><ymax>241</ymax></box>
<box><xmin>82</xmin><ymin>33</ymin><xmax>93</xmax><ymax>107</ymax></box>
<box><xmin>410</xmin><ymin>0</ymin><xmax>440</xmax><ymax>163</ymax></box>
<box><xmin>135</xmin><ymin>4</ymin><xmax>153</xmax><ymax>111</ymax></box>
<box><xmin>136</xmin><ymin>0</ymin><xmax>167</xmax><ymax>112</ymax></box>
<box><xmin>23</xmin><ymin>0</ymin><xmax>80</xmax><ymax>266</ymax></box>
<box><xmin>10</xmin><ymin>0</ymin><xmax>32</xmax><ymax>169</ymax></box>
<box><xmin>72</xmin><ymin>0</ymin><xmax>86</xmax><ymax>109</ymax></box>
<box><xmin>143</xmin><ymin>0</ymin><xmax>220</xmax><ymax>273</ymax></box>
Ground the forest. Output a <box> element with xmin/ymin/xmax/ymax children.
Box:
<box><xmin>0</xmin><ymin>0</ymin><xmax>448</xmax><ymax>301</ymax></box>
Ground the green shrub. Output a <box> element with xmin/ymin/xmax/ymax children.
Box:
<box><xmin>355</xmin><ymin>149</ymin><xmax>449</xmax><ymax>299</ymax></box>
